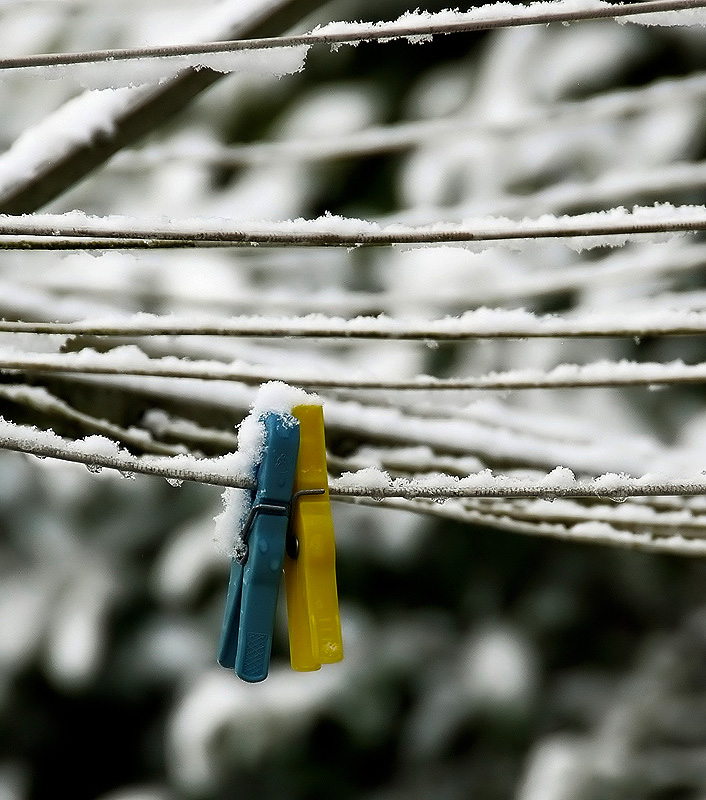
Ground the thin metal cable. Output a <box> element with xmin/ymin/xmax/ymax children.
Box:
<box><xmin>4</xmin><ymin>352</ymin><xmax>706</xmax><ymax>390</ymax></box>
<box><xmin>5</xmin><ymin>310</ymin><xmax>706</xmax><ymax>339</ymax></box>
<box><xmin>113</xmin><ymin>89</ymin><xmax>706</xmax><ymax>167</ymax></box>
<box><xmin>20</xmin><ymin>244</ymin><xmax>703</xmax><ymax>313</ymax></box>
<box><xmin>0</xmin><ymin>0</ymin><xmax>704</xmax><ymax>70</ymax></box>
<box><xmin>0</xmin><ymin>383</ymin><xmax>185</xmax><ymax>456</ymax></box>
<box><xmin>345</xmin><ymin>495</ymin><xmax>706</xmax><ymax>556</ymax></box>
<box><xmin>4</xmin><ymin>424</ymin><xmax>706</xmax><ymax>501</ymax></box>
<box><xmin>0</xmin><ymin>238</ymin><xmax>221</xmax><ymax>251</ymax></box>
<box><xmin>0</xmin><ymin>208</ymin><xmax>705</xmax><ymax>248</ymax></box>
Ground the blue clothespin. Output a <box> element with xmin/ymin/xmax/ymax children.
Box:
<box><xmin>217</xmin><ymin>412</ymin><xmax>300</xmax><ymax>682</ymax></box>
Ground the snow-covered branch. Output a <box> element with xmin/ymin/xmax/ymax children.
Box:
<box><xmin>0</xmin><ymin>0</ymin><xmax>329</xmax><ymax>213</ymax></box>
<box><xmin>110</xmin><ymin>71</ymin><xmax>706</xmax><ymax>167</ymax></box>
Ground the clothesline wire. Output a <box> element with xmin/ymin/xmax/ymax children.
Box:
<box><xmin>5</xmin><ymin>427</ymin><xmax>706</xmax><ymax>502</ymax></box>
<box><xmin>0</xmin><ymin>238</ymin><xmax>222</xmax><ymax>251</ymax></box>
<box><xmin>2</xmin><ymin>5</ymin><xmax>705</xmax><ymax>530</ymax></box>
<box><xmin>0</xmin><ymin>0</ymin><xmax>703</xmax><ymax>70</ymax></box>
<box><xmin>6</xmin><ymin>312</ymin><xmax>706</xmax><ymax>339</ymax></box>
<box><xmin>4</xmin><ymin>352</ymin><xmax>706</xmax><ymax>389</ymax></box>
<box><xmin>112</xmin><ymin>67</ymin><xmax>706</xmax><ymax>167</ymax></box>
<box><xmin>1</xmin><ymin>215</ymin><xmax>705</xmax><ymax>248</ymax></box>
<box><xmin>367</xmin><ymin>496</ymin><xmax>706</xmax><ymax>556</ymax></box>
<box><xmin>0</xmin><ymin>383</ymin><xmax>186</xmax><ymax>456</ymax></box>
<box><xmin>393</xmin><ymin>161</ymin><xmax>706</xmax><ymax>225</ymax></box>
<box><xmin>456</xmin><ymin>496</ymin><xmax>706</xmax><ymax>531</ymax></box>
<box><xmin>24</xmin><ymin>244</ymin><xmax>704</xmax><ymax>313</ymax></box>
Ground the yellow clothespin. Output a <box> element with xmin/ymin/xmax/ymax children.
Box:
<box><xmin>284</xmin><ymin>404</ymin><xmax>343</xmax><ymax>671</ymax></box>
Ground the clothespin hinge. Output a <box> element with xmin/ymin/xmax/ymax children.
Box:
<box><xmin>238</xmin><ymin>489</ymin><xmax>326</xmax><ymax>564</ymax></box>
<box><xmin>237</xmin><ymin>501</ymin><xmax>290</xmax><ymax>564</ymax></box>
<box><xmin>285</xmin><ymin>488</ymin><xmax>325</xmax><ymax>559</ymax></box>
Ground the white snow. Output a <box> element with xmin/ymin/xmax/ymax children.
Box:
<box><xmin>0</xmin><ymin>88</ymin><xmax>136</xmax><ymax>197</ymax></box>
<box><xmin>7</xmin><ymin>46</ymin><xmax>310</xmax><ymax>89</ymax></box>
<box><xmin>16</xmin><ymin>304</ymin><xmax>706</xmax><ymax>339</ymax></box>
<box><xmin>5</xmin><ymin>0</ymin><xmax>703</xmax><ymax>92</ymax></box>
<box><xmin>3</xmin><ymin>342</ymin><xmax>706</xmax><ymax>392</ymax></box>
<box><xmin>385</xmin><ymin>496</ymin><xmax>706</xmax><ymax>556</ymax></box>
<box><xmin>0</xmin><ymin>416</ymin><xmax>257</xmax><ymax>487</ymax></box>
<box><xmin>311</xmin><ymin>1</ymin><xmax>706</xmax><ymax>42</ymax></box>
<box><xmin>622</xmin><ymin>6</ymin><xmax>706</xmax><ymax>26</ymax></box>
<box><xmin>330</xmin><ymin>466</ymin><xmax>706</xmax><ymax>502</ymax></box>
<box><xmin>212</xmin><ymin>381</ymin><xmax>317</xmax><ymax>557</ymax></box>
<box><xmin>0</xmin><ymin>0</ymin><xmax>705</xmax><ymax>570</ymax></box>
<box><xmin>1</xmin><ymin>203</ymin><xmax>703</xmax><ymax>250</ymax></box>
<box><xmin>52</xmin><ymin>371</ymin><xmax>661</xmax><ymax>477</ymax></box>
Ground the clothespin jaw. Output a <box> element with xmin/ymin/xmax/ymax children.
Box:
<box><xmin>217</xmin><ymin>559</ymin><xmax>244</xmax><ymax>670</ymax></box>
<box><xmin>218</xmin><ymin>412</ymin><xmax>300</xmax><ymax>683</ymax></box>
<box><xmin>284</xmin><ymin>404</ymin><xmax>343</xmax><ymax>672</ymax></box>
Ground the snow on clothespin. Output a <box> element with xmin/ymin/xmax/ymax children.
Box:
<box><xmin>218</xmin><ymin>411</ymin><xmax>300</xmax><ymax>683</ymax></box>
<box><xmin>284</xmin><ymin>404</ymin><xmax>343</xmax><ymax>672</ymax></box>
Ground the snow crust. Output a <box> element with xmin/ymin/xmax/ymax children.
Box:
<box><xmin>331</xmin><ymin>465</ymin><xmax>706</xmax><ymax>501</ymax></box>
<box><xmin>1</xmin><ymin>0</ymin><xmax>705</xmax><ymax>570</ymax></box>
<box><xmin>212</xmin><ymin>382</ymin><xmax>317</xmax><ymax>557</ymax></box>
<box><xmin>0</xmin><ymin>416</ymin><xmax>251</xmax><ymax>481</ymax></box>
<box><xmin>29</xmin><ymin>305</ymin><xmax>706</xmax><ymax>338</ymax></box>
<box><xmin>621</xmin><ymin>6</ymin><xmax>706</xmax><ymax>26</ymax></box>
<box><xmin>9</xmin><ymin>45</ymin><xmax>310</xmax><ymax>89</ymax></box>
<box><xmin>0</xmin><ymin>88</ymin><xmax>136</xmax><ymax>198</ymax></box>
<box><xmin>3</xmin><ymin>343</ymin><xmax>706</xmax><ymax>391</ymax></box>
<box><xmin>311</xmin><ymin>2</ymin><xmax>706</xmax><ymax>42</ymax></box>
<box><xmin>1</xmin><ymin>203</ymin><xmax>703</xmax><ymax>250</ymax></box>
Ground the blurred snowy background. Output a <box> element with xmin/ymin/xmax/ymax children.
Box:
<box><xmin>1</xmin><ymin>1</ymin><xmax>706</xmax><ymax>798</ymax></box>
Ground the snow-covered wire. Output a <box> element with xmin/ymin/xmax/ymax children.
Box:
<box><xmin>394</xmin><ymin>160</ymin><xmax>706</xmax><ymax>224</ymax></box>
<box><xmin>5</xmin><ymin>349</ymin><xmax>706</xmax><ymax>390</ymax></box>
<box><xmin>0</xmin><ymin>205</ymin><xmax>705</xmax><ymax>248</ymax></box>
<box><xmin>351</xmin><ymin>496</ymin><xmax>706</xmax><ymax>556</ymax></box>
<box><xmin>2</xmin><ymin>416</ymin><xmax>706</xmax><ymax>503</ymax></box>
<box><xmin>24</xmin><ymin>244</ymin><xmax>704</xmax><ymax>313</ymax></box>
<box><xmin>113</xmin><ymin>73</ymin><xmax>706</xmax><ymax>167</ymax></box>
<box><xmin>0</xmin><ymin>383</ymin><xmax>185</xmax><ymax>456</ymax></box>
<box><xmin>7</xmin><ymin>307</ymin><xmax>706</xmax><ymax>339</ymax></box>
<box><xmin>331</xmin><ymin>470</ymin><xmax>706</xmax><ymax>502</ymax></box>
<box><xmin>0</xmin><ymin>238</ymin><xmax>223</xmax><ymax>251</ymax></box>
<box><xmin>1</xmin><ymin>0</ymin><xmax>704</xmax><ymax>72</ymax></box>
<box><xmin>462</xmin><ymin>496</ymin><xmax>706</xmax><ymax>534</ymax></box>
<box><xmin>329</xmin><ymin>452</ymin><xmax>706</xmax><ymax>522</ymax></box>
<box><xmin>4</xmin><ymin>415</ymin><xmax>706</xmax><ymax>556</ymax></box>
<box><xmin>0</xmin><ymin>419</ymin><xmax>257</xmax><ymax>488</ymax></box>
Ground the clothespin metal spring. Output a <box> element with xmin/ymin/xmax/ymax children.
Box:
<box><xmin>285</xmin><ymin>488</ymin><xmax>325</xmax><ymax>559</ymax></box>
<box><xmin>237</xmin><ymin>489</ymin><xmax>325</xmax><ymax>563</ymax></box>
<box><xmin>237</xmin><ymin>500</ymin><xmax>290</xmax><ymax>564</ymax></box>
